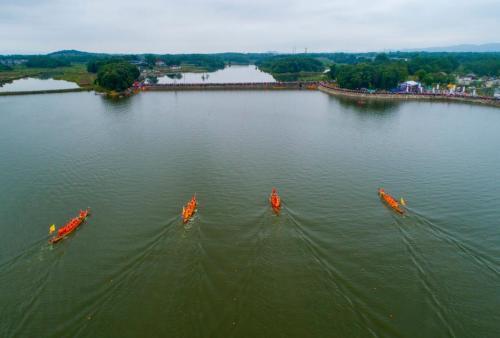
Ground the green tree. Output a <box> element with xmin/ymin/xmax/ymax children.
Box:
<box><xmin>335</xmin><ymin>62</ymin><xmax>407</xmax><ymax>90</ymax></box>
<box><xmin>96</xmin><ymin>62</ymin><xmax>139</xmax><ymax>91</ymax></box>
<box><xmin>374</xmin><ymin>53</ymin><xmax>390</xmax><ymax>63</ymax></box>
<box><xmin>25</xmin><ymin>56</ymin><xmax>69</xmax><ymax>68</ymax></box>
<box><xmin>145</xmin><ymin>54</ymin><xmax>156</xmax><ymax>67</ymax></box>
<box><xmin>256</xmin><ymin>56</ymin><xmax>324</xmax><ymax>75</ymax></box>
<box><xmin>415</xmin><ymin>69</ymin><xmax>427</xmax><ymax>81</ymax></box>
<box><xmin>0</xmin><ymin>63</ymin><xmax>12</xmax><ymax>71</ymax></box>
<box><xmin>87</xmin><ymin>58</ymin><xmax>126</xmax><ymax>73</ymax></box>
<box><xmin>327</xmin><ymin>64</ymin><xmax>337</xmax><ymax>79</ymax></box>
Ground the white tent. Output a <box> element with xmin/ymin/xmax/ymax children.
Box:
<box><xmin>403</xmin><ymin>80</ymin><xmax>419</xmax><ymax>86</ymax></box>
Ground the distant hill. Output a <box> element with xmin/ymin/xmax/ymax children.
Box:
<box><xmin>404</xmin><ymin>43</ymin><xmax>500</xmax><ymax>52</ymax></box>
<box><xmin>46</xmin><ymin>50</ymin><xmax>116</xmax><ymax>63</ymax></box>
<box><xmin>48</xmin><ymin>50</ymin><xmax>103</xmax><ymax>57</ymax></box>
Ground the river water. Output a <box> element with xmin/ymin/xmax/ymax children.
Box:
<box><xmin>156</xmin><ymin>65</ymin><xmax>275</xmax><ymax>84</ymax></box>
<box><xmin>0</xmin><ymin>77</ymin><xmax>79</xmax><ymax>92</ymax></box>
<box><xmin>0</xmin><ymin>91</ymin><xmax>498</xmax><ymax>337</ymax></box>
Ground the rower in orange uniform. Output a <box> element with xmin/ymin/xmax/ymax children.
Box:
<box><xmin>269</xmin><ymin>188</ymin><xmax>281</xmax><ymax>213</ymax></box>
<box><xmin>182</xmin><ymin>195</ymin><xmax>197</xmax><ymax>223</ymax></box>
<box><xmin>378</xmin><ymin>188</ymin><xmax>404</xmax><ymax>214</ymax></box>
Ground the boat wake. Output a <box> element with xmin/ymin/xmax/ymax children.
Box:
<box><xmin>405</xmin><ymin>207</ymin><xmax>499</xmax><ymax>279</ymax></box>
<box><xmin>392</xmin><ymin>214</ymin><xmax>457</xmax><ymax>337</ymax></box>
<box><xmin>282</xmin><ymin>206</ymin><xmax>400</xmax><ymax>337</ymax></box>
<box><xmin>0</xmin><ymin>233</ymin><xmax>55</xmax><ymax>271</ymax></box>
<box><xmin>390</xmin><ymin>206</ymin><xmax>499</xmax><ymax>337</ymax></box>
<box><xmin>0</xmin><ymin>235</ymin><xmax>64</xmax><ymax>336</ymax></box>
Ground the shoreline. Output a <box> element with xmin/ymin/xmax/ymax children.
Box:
<box><xmin>1</xmin><ymin>82</ymin><xmax>499</xmax><ymax>109</ymax></box>
<box><xmin>318</xmin><ymin>83</ymin><xmax>500</xmax><ymax>108</ymax></box>
<box><xmin>0</xmin><ymin>87</ymin><xmax>92</xmax><ymax>96</ymax></box>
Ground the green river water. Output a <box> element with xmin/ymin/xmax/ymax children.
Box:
<box><xmin>0</xmin><ymin>90</ymin><xmax>499</xmax><ymax>337</ymax></box>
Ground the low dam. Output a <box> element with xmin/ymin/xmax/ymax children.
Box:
<box><xmin>144</xmin><ymin>82</ymin><xmax>319</xmax><ymax>91</ymax></box>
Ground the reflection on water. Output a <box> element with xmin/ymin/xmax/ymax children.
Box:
<box><xmin>166</xmin><ymin>73</ymin><xmax>182</xmax><ymax>80</ymax></box>
<box><xmin>146</xmin><ymin>76</ymin><xmax>159</xmax><ymax>84</ymax></box>
<box><xmin>100</xmin><ymin>94</ymin><xmax>135</xmax><ymax>114</ymax></box>
<box><xmin>0</xmin><ymin>77</ymin><xmax>79</xmax><ymax>92</ymax></box>
<box><xmin>332</xmin><ymin>95</ymin><xmax>401</xmax><ymax>114</ymax></box>
<box><xmin>157</xmin><ymin>65</ymin><xmax>275</xmax><ymax>84</ymax></box>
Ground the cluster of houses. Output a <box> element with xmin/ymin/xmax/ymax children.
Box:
<box><xmin>453</xmin><ymin>73</ymin><xmax>500</xmax><ymax>98</ymax></box>
<box><xmin>151</xmin><ymin>60</ymin><xmax>181</xmax><ymax>70</ymax></box>
<box><xmin>396</xmin><ymin>74</ymin><xmax>500</xmax><ymax>98</ymax></box>
<box><xmin>457</xmin><ymin>73</ymin><xmax>500</xmax><ymax>87</ymax></box>
<box><xmin>139</xmin><ymin>64</ymin><xmax>182</xmax><ymax>83</ymax></box>
<box><xmin>130</xmin><ymin>59</ymin><xmax>181</xmax><ymax>71</ymax></box>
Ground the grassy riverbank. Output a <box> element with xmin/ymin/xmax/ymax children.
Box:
<box><xmin>271</xmin><ymin>72</ymin><xmax>327</xmax><ymax>82</ymax></box>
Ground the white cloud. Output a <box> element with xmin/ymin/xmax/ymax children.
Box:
<box><xmin>0</xmin><ymin>0</ymin><xmax>498</xmax><ymax>53</ymax></box>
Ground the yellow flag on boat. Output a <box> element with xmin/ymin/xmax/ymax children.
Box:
<box><xmin>400</xmin><ymin>198</ymin><xmax>406</xmax><ymax>206</ymax></box>
<box><xmin>49</xmin><ymin>224</ymin><xmax>56</xmax><ymax>234</ymax></box>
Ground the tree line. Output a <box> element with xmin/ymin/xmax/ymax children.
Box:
<box><xmin>144</xmin><ymin>54</ymin><xmax>225</xmax><ymax>72</ymax></box>
<box><xmin>25</xmin><ymin>56</ymin><xmax>70</xmax><ymax>68</ymax></box>
<box><xmin>328</xmin><ymin>53</ymin><xmax>500</xmax><ymax>89</ymax></box>
<box><xmin>256</xmin><ymin>56</ymin><xmax>324</xmax><ymax>75</ymax></box>
<box><xmin>2</xmin><ymin>50</ymin><xmax>498</xmax><ymax>92</ymax></box>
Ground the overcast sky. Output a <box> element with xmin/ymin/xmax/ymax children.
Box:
<box><xmin>1</xmin><ymin>0</ymin><xmax>499</xmax><ymax>54</ymax></box>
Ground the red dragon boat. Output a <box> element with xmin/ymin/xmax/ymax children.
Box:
<box><xmin>49</xmin><ymin>209</ymin><xmax>91</xmax><ymax>244</ymax></box>
<box><xmin>378</xmin><ymin>188</ymin><xmax>404</xmax><ymax>214</ymax></box>
<box><xmin>182</xmin><ymin>195</ymin><xmax>197</xmax><ymax>223</ymax></box>
<box><xmin>269</xmin><ymin>188</ymin><xmax>281</xmax><ymax>213</ymax></box>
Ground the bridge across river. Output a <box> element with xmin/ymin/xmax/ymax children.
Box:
<box><xmin>144</xmin><ymin>81</ymin><xmax>319</xmax><ymax>91</ymax></box>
